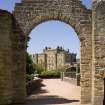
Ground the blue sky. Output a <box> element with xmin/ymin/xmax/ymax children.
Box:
<box><xmin>0</xmin><ymin>0</ymin><xmax>92</xmax><ymax>58</ymax></box>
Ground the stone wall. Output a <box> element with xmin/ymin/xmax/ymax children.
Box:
<box><xmin>92</xmin><ymin>1</ymin><xmax>105</xmax><ymax>105</ymax></box>
<box><xmin>0</xmin><ymin>10</ymin><xmax>13</xmax><ymax>105</ymax></box>
<box><xmin>11</xmin><ymin>13</ymin><xmax>26</xmax><ymax>104</ymax></box>
<box><xmin>0</xmin><ymin>10</ymin><xmax>26</xmax><ymax>104</ymax></box>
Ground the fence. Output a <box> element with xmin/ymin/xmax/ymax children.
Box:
<box><xmin>61</xmin><ymin>72</ymin><xmax>80</xmax><ymax>86</ymax></box>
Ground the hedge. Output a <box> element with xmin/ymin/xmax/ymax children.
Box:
<box><xmin>39</xmin><ymin>70</ymin><xmax>61</xmax><ymax>78</ymax></box>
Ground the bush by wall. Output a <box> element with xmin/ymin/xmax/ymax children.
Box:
<box><xmin>35</xmin><ymin>64</ymin><xmax>45</xmax><ymax>74</ymax></box>
<box><xmin>26</xmin><ymin>74</ymin><xmax>34</xmax><ymax>82</ymax></box>
<box><xmin>39</xmin><ymin>70</ymin><xmax>61</xmax><ymax>78</ymax></box>
<box><xmin>26</xmin><ymin>53</ymin><xmax>36</xmax><ymax>81</ymax></box>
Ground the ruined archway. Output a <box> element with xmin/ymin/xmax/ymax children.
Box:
<box><xmin>1</xmin><ymin>0</ymin><xmax>105</xmax><ymax>105</ymax></box>
<box><xmin>0</xmin><ymin>0</ymin><xmax>94</xmax><ymax>105</ymax></box>
<box><xmin>13</xmin><ymin>0</ymin><xmax>92</xmax><ymax>104</ymax></box>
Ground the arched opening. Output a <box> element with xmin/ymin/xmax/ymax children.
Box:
<box><xmin>0</xmin><ymin>0</ymin><xmax>93</xmax><ymax>104</ymax></box>
<box><xmin>27</xmin><ymin>21</ymin><xmax>80</xmax><ymax>58</ymax></box>
<box><xmin>26</xmin><ymin>20</ymin><xmax>81</xmax><ymax>105</ymax></box>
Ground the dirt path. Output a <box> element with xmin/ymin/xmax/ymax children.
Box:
<box><xmin>26</xmin><ymin>79</ymin><xmax>80</xmax><ymax>105</ymax></box>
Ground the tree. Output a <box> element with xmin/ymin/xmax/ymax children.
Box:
<box><xmin>26</xmin><ymin>53</ymin><xmax>35</xmax><ymax>75</ymax></box>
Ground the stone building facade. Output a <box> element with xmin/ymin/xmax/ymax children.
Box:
<box><xmin>32</xmin><ymin>47</ymin><xmax>76</xmax><ymax>70</ymax></box>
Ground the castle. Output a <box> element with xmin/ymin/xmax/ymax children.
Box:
<box><xmin>32</xmin><ymin>46</ymin><xmax>77</xmax><ymax>70</ymax></box>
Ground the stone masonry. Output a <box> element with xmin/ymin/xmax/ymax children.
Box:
<box><xmin>14</xmin><ymin>1</ymin><xmax>92</xmax><ymax>104</ymax></box>
<box><xmin>0</xmin><ymin>10</ymin><xmax>26</xmax><ymax>104</ymax></box>
<box><xmin>0</xmin><ymin>0</ymin><xmax>105</xmax><ymax>105</ymax></box>
<box><xmin>32</xmin><ymin>47</ymin><xmax>76</xmax><ymax>70</ymax></box>
<box><xmin>0</xmin><ymin>10</ymin><xmax>13</xmax><ymax>105</ymax></box>
<box><xmin>92</xmin><ymin>0</ymin><xmax>105</xmax><ymax>105</ymax></box>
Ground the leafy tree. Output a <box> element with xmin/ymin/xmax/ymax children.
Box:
<box><xmin>26</xmin><ymin>53</ymin><xmax>35</xmax><ymax>75</ymax></box>
<box><xmin>34</xmin><ymin>64</ymin><xmax>45</xmax><ymax>74</ymax></box>
<box><xmin>26</xmin><ymin>36</ymin><xmax>36</xmax><ymax>81</ymax></box>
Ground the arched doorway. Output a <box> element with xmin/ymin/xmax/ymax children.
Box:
<box><xmin>27</xmin><ymin>20</ymin><xmax>80</xmax><ymax>58</ymax></box>
<box><xmin>0</xmin><ymin>0</ymin><xmax>93</xmax><ymax>105</ymax></box>
<box><xmin>26</xmin><ymin>20</ymin><xmax>81</xmax><ymax>105</ymax></box>
<box><xmin>13</xmin><ymin>0</ymin><xmax>92</xmax><ymax>104</ymax></box>
<box><xmin>1</xmin><ymin>0</ymin><xmax>105</xmax><ymax>105</ymax></box>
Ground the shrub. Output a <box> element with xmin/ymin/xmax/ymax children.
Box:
<box><xmin>26</xmin><ymin>37</ymin><xmax>36</xmax><ymax>82</ymax></box>
<box><xmin>26</xmin><ymin>74</ymin><xmax>34</xmax><ymax>82</ymax></box>
<box><xmin>39</xmin><ymin>70</ymin><xmax>60</xmax><ymax>78</ymax></box>
<box><xmin>35</xmin><ymin>64</ymin><xmax>45</xmax><ymax>74</ymax></box>
<box><xmin>26</xmin><ymin>53</ymin><xmax>37</xmax><ymax>82</ymax></box>
<box><xmin>26</xmin><ymin>53</ymin><xmax>35</xmax><ymax>75</ymax></box>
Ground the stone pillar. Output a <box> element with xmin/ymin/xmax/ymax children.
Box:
<box><xmin>80</xmin><ymin>36</ymin><xmax>92</xmax><ymax>104</ymax></box>
<box><xmin>11</xmin><ymin>17</ymin><xmax>26</xmax><ymax>103</ymax></box>
<box><xmin>0</xmin><ymin>10</ymin><xmax>13</xmax><ymax>105</ymax></box>
<box><xmin>0</xmin><ymin>10</ymin><xmax>26</xmax><ymax>104</ymax></box>
<box><xmin>92</xmin><ymin>0</ymin><xmax>105</xmax><ymax>105</ymax></box>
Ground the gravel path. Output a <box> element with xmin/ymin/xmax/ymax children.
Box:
<box><xmin>26</xmin><ymin>79</ymin><xmax>80</xmax><ymax>105</ymax></box>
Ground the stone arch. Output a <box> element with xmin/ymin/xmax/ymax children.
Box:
<box><xmin>14</xmin><ymin>0</ymin><xmax>91</xmax><ymax>36</ymax></box>
<box><xmin>26</xmin><ymin>18</ymin><xmax>81</xmax><ymax>39</ymax></box>
<box><xmin>0</xmin><ymin>0</ymin><xmax>93</xmax><ymax>105</ymax></box>
<box><xmin>13</xmin><ymin>0</ymin><xmax>92</xmax><ymax>104</ymax></box>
